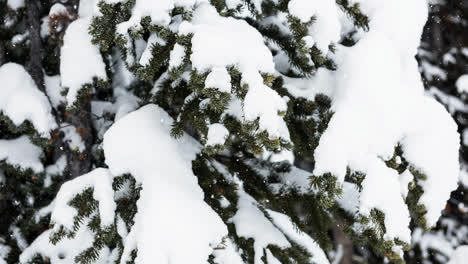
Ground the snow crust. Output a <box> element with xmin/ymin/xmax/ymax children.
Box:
<box><xmin>61</xmin><ymin>18</ymin><xmax>107</xmax><ymax>105</ymax></box>
<box><xmin>0</xmin><ymin>63</ymin><xmax>57</xmax><ymax>136</ymax></box>
<box><xmin>103</xmin><ymin>104</ymin><xmax>227</xmax><ymax>264</ymax></box>
<box><xmin>0</xmin><ymin>136</ymin><xmax>43</xmax><ymax>173</ymax></box>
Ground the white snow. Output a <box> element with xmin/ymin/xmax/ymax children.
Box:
<box><xmin>116</xmin><ymin>0</ymin><xmax>196</xmax><ymax>36</ymax></box>
<box><xmin>268</xmin><ymin>210</ymin><xmax>330</xmax><ymax>264</ymax></box>
<box><xmin>60</xmin><ymin>124</ymin><xmax>86</xmax><ymax>152</ymax></box>
<box><xmin>455</xmin><ymin>74</ymin><xmax>468</xmax><ymax>94</ymax></box>
<box><xmin>277</xmin><ymin>0</ymin><xmax>463</xmax><ymax>243</ymax></box>
<box><xmin>45</xmin><ymin>75</ymin><xmax>66</xmax><ymax>109</ymax></box>
<box><xmin>288</xmin><ymin>0</ymin><xmax>341</xmax><ymax>54</ymax></box>
<box><xmin>206</xmin><ymin>123</ymin><xmax>229</xmax><ymax>146</ymax></box>
<box><xmin>0</xmin><ymin>63</ymin><xmax>57</xmax><ymax>136</ymax></box>
<box><xmin>179</xmin><ymin>3</ymin><xmax>289</xmax><ymax>140</ymax></box>
<box><xmin>230</xmin><ymin>191</ymin><xmax>290</xmax><ymax>264</ymax></box>
<box><xmin>168</xmin><ymin>43</ymin><xmax>186</xmax><ymax>70</ymax></box>
<box><xmin>7</xmin><ymin>0</ymin><xmax>24</xmax><ymax>10</ymax></box>
<box><xmin>420</xmin><ymin>61</ymin><xmax>447</xmax><ymax>81</ymax></box>
<box><xmin>399</xmin><ymin>170</ymin><xmax>414</xmax><ymax>199</ymax></box>
<box><xmin>212</xmin><ymin>239</ymin><xmax>244</xmax><ymax>264</ymax></box>
<box><xmin>49</xmin><ymin>3</ymin><xmax>68</xmax><ymax>17</ymax></box>
<box><xmin>0</xmin><ymin>136</ymin><xmax>44</xmax><ymax>173</ymax></box>
<box><xmin>448</xmin><ymin>246</ymin><xmax>468</xmax><ymax>264</ymax></box>
<box><xmin>20</xmin><ymin>224</ymin><xmax>109</xmax><ymax>264</ymax></box>
<box><xmin>51</xmin><ymin>168</ymin><xmax>116</xmax><ymax>230</ymax></box>
<box><xmin>61</xmin><ymin>18</ymin><xmax>107</xmax><ymax>106</ymax></box>
<box><xmin>0</xmin><ymin>241</ymin><xmax>10</xmax><ymax>264</ymax></box>
<box><xmin>139</xmin><ymin>33</ymin><xmax>166</xmax><ymax>66</ymax></box>
<box><xmin>44</xmin><ymin>155</ymin><xmax>67</xmax><ymax>187</ymax></box>
<box><xmin>205</xmin><ymin>67</ymin><xmax>232</xmax><ymax>93</ymax></box>
<box><xmin>103</xmin><ymin>104</ymin><xmax>227</xmax><ymax>264</ymax></box>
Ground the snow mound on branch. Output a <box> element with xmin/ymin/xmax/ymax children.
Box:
<box><xmin>116</xmin><ymin>0</ymin><xmax>196</xmax><ymax>35</ymax></box>
<box><xmin>456</xmin><ymin>74</ymin><xmax>468</xmax><ymax>94</ymax></box>
<box><xmin>211</xmin><ymin>238</ymin><xmax>244</xmax><ymax>264</ymax></box>
<box><xmin>7</xmin><ymin>0</ymin><xmax>24</xmax><ymax>10</ymax></box>
<box><xmin>179</xmin><ymin>3</ymin><xmax>289</xmax><ymax>140</ymax></box>
<box><xmin>288</xmin><ymin>0</ymin><xmax>341</xmax><ymax>54</ymax></box>
<box><xmin>51</xmin><ymin>168</ymin><xmax>116</xmax><ymax>230</ymax></box>
<box><xmin>206</xmin><ymin>123</ymin><xmax>229</xmax><ymax>146</ymax></box>
<box><xmin>0</xmin><ymin>63</ymin><xmax>57</xmax><ymax>136</ymax></box>
<box><xmin>308</xmin><ymin>0</ymin><xmax>459</xmax><ymax>243</ymax></box>
<box><xmin>103</xmin><ymin>104</ymin><xmax>227</xmax><ymax>264</ymax></box>
<box><xmin>268</xmin><ymin>210</ymin><xmax>330</xmax><ymax>264</ymax></box>
<box><xmin>0</xmin><ymin>136</ymin><xmax>43</xmax><ymax>173</ymax></box>
<box><xmin>20</xmin><ymin>222</ymin><xmax>118</xmax><ymax>264</ymax></box>
<box><xmin>61</xmin><ymin>18</ymin><xmax>107</xmax><ymax>106</ymax></box>
<box><xmin>230</xmin><ymin>191</ymin><xmax>290</xmax><ymax>264</ymax></box>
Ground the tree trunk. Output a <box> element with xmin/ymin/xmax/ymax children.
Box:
<box><xmin>334</xmin><ymin>221</ymin><xmax>353</xmax><ymax>264</ymax></box>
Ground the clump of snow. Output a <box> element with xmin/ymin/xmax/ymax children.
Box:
<box><xmin>44</xmin><ymin>155</ymin><xmax>67</xmax><ymax>188</ymax></box>
<box><xmin>304</xmin><ymin>0</ymin><xmax>459</xmax><ymax>242</ymax></box>
<box><xmin>103</xmin><ymin>104</ymin><xmax>227</xmax><ymax>264</ymax></box>
<box><xmin>179</xmin><ymin>3</ymin><xmax>289</xmax><ymax>140</ymax></box>
<box><xmin>206</xmin><ymin>123</ymin><xmax>229</xmax><ymax>146</ymax></box>
<box><xmin>7</xmin><ymin>0</ymin><xmax>24</xmax><ymax>10</ymax></box>
<box><xmin>20</xmin><ymin>223</ymin><xmax>117</xmax><ymax>264</ymax></box>
<box><xmin>268</xmin><ymin>210</ymin><xmax>330</xmax><ymax>264</ymax></box>
<box><xmin>45</xmin><ymin>75</ymin><xmax>66</xmax><ymax>109</ymax></box>
<box><xmin>205</xmin><ymin>67</ymin><xmax>232</xmax><ymax>93</ymax></box>
<box><xmin>139</xmin><ymin>33</ymin><xmax>166</xmax><ymax>66</ymax></box>
<box><xmin>230</xmin><ymin>191</ymin><xmax>290</xmax><ymax>264</ymax></box>
<box><xmin>288</xmin><ymin>0</ymin><xmax>341</xmax><ymax>54</ymax></box>
<box><xmin>0</xmin><ymin>241</ymin><xmax>10</xmax><ymax>264</ymax></box>
<box><xmin>60</xmin><ymin>124</ymin><xmax>86</xmax><ymax>152</ymax></box>
<box><xmin>49</xmin><ymin>3</ymin><xmax>68</xmax><ymax>17</ymax></box>
<box><xmin>11</xmin><ymin>32</ymin><xmax>29</xmax><ymax>45</ymax></box>
<box><xmin>61</xmin><ymin>18</ymin><xmax>107</xmax><ymax>106</ymax></box>
<box><xmin>420</xmin><ymin>61</ymin><xmax>447</xmax><ymax>81</ymax></box>
<box><xmin>212</xmin><ymin>238</ymin><xmax>244</xmax><ymax>264</ymax></box>
<box><xmin>399</xmin><ymin>170</ymin><xmax>414</xmax><ymax>199</ymax></box>
<box><xmin>0</xmin><ymin>63</ymin><xmax>57</xmax><ymax>136</ymax></box>
<box><xmin>0</xmin><ymin>136</ymin><xmax>43</xmax><ymax>173</ymax></box>
<box><xmin>51</xmin><ymin>168</ymin><xmax>116</xmax><ymax>230</ymax></box>
<box><xmin>455</xmin><ymin>74</ymin><xmax>468</xmax><ymax>94</ymax></box>
<box><xmin>168</xmin><ymin>43</ymin><xmax>186</xmax><ymax>69</ymax></box>
<box><xmin>116</xmin><ymin>0</ymin><xmax>196</xmax><ymax>37</ymax></box>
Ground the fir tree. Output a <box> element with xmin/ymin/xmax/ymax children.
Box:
<box><xmin>0</xmin><ymin>1</ymin><xmax>465</xmax><ymax>264</ymax></box>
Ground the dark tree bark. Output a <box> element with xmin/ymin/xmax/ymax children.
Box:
<box><xmin>24</xmin><ymin>0</ymin><xmax>92</xmax><ymax>180</ymax></box>
<box><xmin>334</xmin><ymin>221</ymin><xmax>353</xmax><ymax>264</ymax></box>
<box><xmin>25</xmin><ymin>0</ymin><xmax>44</xmax><ymax>90</ymax></box>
